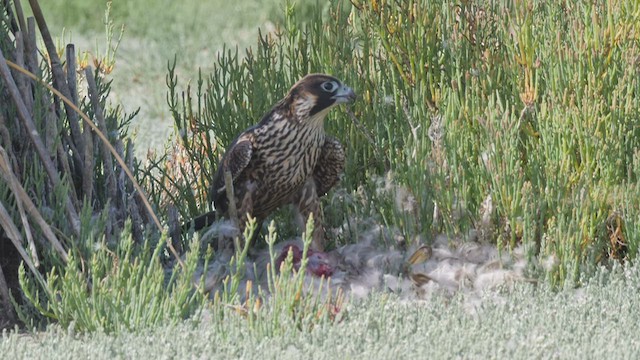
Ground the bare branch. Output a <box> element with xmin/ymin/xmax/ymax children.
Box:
<box><xmin>0</xmin><ymin>48</ymin><xmax>81</xmax><ymax>236</ymax></box>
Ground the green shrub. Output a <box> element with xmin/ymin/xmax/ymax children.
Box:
<box><xmin>17</xmin><ymin>223</ymin><xmax>207</xmax><ymax>333</ymax></box>
<box><xmin>5</xmin><ymin>0</ymin><xmax>640</xmax><ymax>334</ymax></box>
<box><xmin>146</xmin><ymin>0</ymin><xmax>640</xmax><ymax>287</ymax></box>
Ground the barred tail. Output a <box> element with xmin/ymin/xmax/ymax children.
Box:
<box><xmin>183</xmin><ymin>210</ymin><xmax>218</xmax><ymax>232</ymax></box>
<box><xmin>169</xmin><ymin>210</ymin><xmax>218</xmax><ymax>242</ymax></box>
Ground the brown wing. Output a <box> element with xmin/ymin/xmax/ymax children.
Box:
<box><xmin>209</xmin><ymin>133</ymin><xmax>254</xmax><ymax>206</ymax></box>
<box><xmin>313</xmin><ymin>136</ymin><xmax>345</xmax><ymax>196</ymax></box>
<box><xmin>223</xmin><ymin>134</ymin><xmax>254</xmax><ymax>185</ymax></box>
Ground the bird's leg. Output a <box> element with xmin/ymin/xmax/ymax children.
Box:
<box><xmin>236</xmin><ymin>197</ymin><xmax>251</xmax><ymax>249</ymax></box>
<box><xmin>293</xmin><ymin>178</ymin><xmax>325</xmax><ymax>251</ymax></box>
<box><xmin>236</xmin><ymin>180</ymin><xmax>259</xmax><ymax>249</ymax></box>
<box><xmin>222</xmin><ymin>170</ymin><xmax>243</xmax><ymax>251</ymax></box>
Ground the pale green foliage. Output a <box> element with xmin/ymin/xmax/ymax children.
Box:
<box><xmin>149</xmin><ymin>0</ymin><xmax>640</xmax><ymax>287</ymax></box>
<box><xmin>208</xmin><ymin>217</ymin><xmax>344</xmax><ymax>337</ymax></box>
<box><xmin>16</xmin><ymin>214</ymin><xmax>339</xmax><ymax>335</ymax></box>
<box><xmin>3</xmin><ymin>263</ymin><xmax>640</xmax><ymax>358</ymax></box>
<box><xmin>11</xmin><ymin>0</ymin><xmax>640</xmax><ymax>337</ymax></box>
<box><xmin>17</xmin><ymin>223</ymin><xmax>207</xmax><ymax>333</ymax></box>
<box><xmin>259</xmin><ymin>216</ymin><xmax>344</xmax><ymax>335</ymax></box>
<box><xmin>345</xmin><ymin>0</ymin><xmax>640</xmax><ymax>285</ymax></box>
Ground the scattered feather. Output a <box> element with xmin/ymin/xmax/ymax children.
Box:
<box><xmin>193</xmin><ymin>223</ymin><xmax>533</xmax><ymax>309</ymax></box>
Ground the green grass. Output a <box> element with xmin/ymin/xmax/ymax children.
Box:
<box><xmin>3</xmin><ymin>262</ymin><xmax>640</xmax><ymax>359</ymax></box>
<box><xmin>35</xmin><ymin>0</ymin><xmax>313</xmax><ymax>153</ymax></box>
<box><xmin>17</xmin><ymin>223</ymin><xmax>207</xmax><ymax>333</ymax></box>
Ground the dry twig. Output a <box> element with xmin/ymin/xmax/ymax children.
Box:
<box><xmin>0</xmin><ymin>48</ymin><xmax>81</xmax><ymax>236</ymax></box>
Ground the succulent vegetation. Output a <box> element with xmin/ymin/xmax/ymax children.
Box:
<box><xmin>0</xmin><ymin>0</ymin><xmax>639</xmax><ymax>356</ymax></box>
<box><xmin>3</xmin><ymin>263</ymin><xmax>640</xmax><ymax>358</ymax></box>
<box><xmin>154</xmin><ymin>0</ymin><xmax>640</xmax><ymax>286</ymax></box>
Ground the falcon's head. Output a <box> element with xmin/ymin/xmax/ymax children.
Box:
<box><xmin>285</xmin><ymin>74</ymin><xmax>356</xmax><ymax>121</ymax></box>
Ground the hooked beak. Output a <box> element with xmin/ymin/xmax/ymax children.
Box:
<box><xmin>331</xmin><ymin>85</ymin><xmax>357</xmax><ymax>104</ymax></box>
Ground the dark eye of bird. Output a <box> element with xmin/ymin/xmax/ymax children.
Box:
<box><xmin>321</xmin><ymin>81</ymin><xmax>336</xmax><ymax>92</ymax></box>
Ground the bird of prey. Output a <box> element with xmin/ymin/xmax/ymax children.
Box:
<box><xmin>186</xmin><ymin>74</ymin><xmax>356</xmax><ymax>251</ymax></box>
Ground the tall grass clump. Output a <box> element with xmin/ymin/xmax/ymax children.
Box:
<box><xmin>149</xmin><ymin>0</ymin><xmax>640</xmax><ymax>286</ymax></box>
<box><xmin>18</xmin><ymin>223</ymin><xmax>206</xmax><ymax>333</ymax></box>
<box><xmin>0</xmin><ymin>0</ymin><xmax>204</xmax><ymax>331</ymax></box>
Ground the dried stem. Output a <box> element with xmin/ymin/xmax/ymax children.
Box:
<box><xmin>0</xmin><ymin>48</ymin><xmax>81</xmax><ymax>236</ymax></box>
<box><xmin>5</xmin><ymin>59</ymin><xmax>183</xmax><ymax>267</ymax></box>
<box><xmin>0</xmin><ymin>146</ymin><xmax>39</xmax><ymax>267</ymax></box>
<box><xmin>25</xmin><ymin>18</ymin><xmax>38</xmax><ymax>75</ymax></box>
<box><xmin>0</xmin><ymin>202</ymin><xmax>45</xmax><ymax>286</ymax></box>
<box><xmin>29</xmin><ymin>0</ymin><xmax>85</xmax><ymax>171</ymax></box>
<box><xmin>11</xmin><ymin>0</ymin><xmax>27</xmax><ymax>35</ymax></box>
<box><xmin>85</xmin><ymin>67</ymin><xmax>119</xmax><ymax>229</ymax></box>
<box><xmin>69</xmin><ymin>46</ymin><xmax>94</xmax><ymax>202</ymax></box>
<box><xmin>0</xmin><ymin>146</ymin><xmax>68</xmax><ymax>262</ymax></box>
<box><xmin>13</xmin><ymin>31</ymin><xmax>33</xmax><ymax>113</ymax></box>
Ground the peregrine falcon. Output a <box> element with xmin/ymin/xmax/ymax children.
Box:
<box><xmin>187</xmin><ymin>74</ymin><xmax>356</xmax><ymax>251</ymax></box>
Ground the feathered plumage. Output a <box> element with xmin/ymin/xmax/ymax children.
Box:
<box><xmin>187</xmin><ymin>74</ymin><xmax>356</xmax><ymax>251</ymax></box>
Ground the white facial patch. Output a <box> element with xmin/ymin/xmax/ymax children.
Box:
<box><xmin>294</xmin><ymin>94</ymin><xmax>318</xmax><ymax>120</ymax></box>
